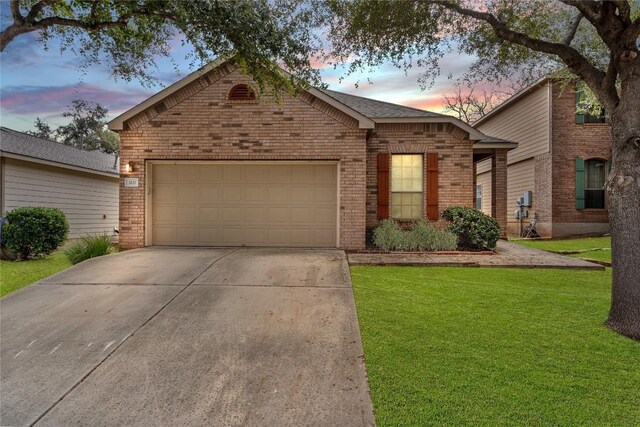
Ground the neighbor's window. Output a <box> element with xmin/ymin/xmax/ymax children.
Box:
<box><xmin>575</xmin><ymin>90</ymin><xmax>605</xmax><ymax>124</ymax></box>
<box><xmin>476</xmin><ymin>184</ymin><xmax>483</xmax><ymax>210</ymax></box>
<box><xmin>391</xmin><ymin>154</ymin><xmax>423</xmax><ymax>219</ymax></box>
<box><xmin>585</xmin><ymin>159</ymin><xmax>606</xmax><ymax>209</ymax></box>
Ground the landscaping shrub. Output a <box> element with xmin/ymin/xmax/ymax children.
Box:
<box><xmin>409</xmin><ymin>220</ymin><xmax>459</xmax><ymax>251</ymax></box>
<box><xmin>373</xmin><ymin>219</ymin><xmax>406</xmax><ymax>251</ymax></box>
<box><xmin>2</xmin><ymin>207</ymin><xmax>69</xmax><ymax>260</ymax></box>
<box><xmin>373</xmin><ymin>219</ymin><xmax>458</xmax><ymax>251</ymax></box>
<box><xmin>65</xmin><ymin>234</ymin><xmax>117</xmax><ymax>264</ymax></box>
<box><xmin>440</xmin><ymin>206</ymin><xmax>500</xmax><ymax>250</ymax></box>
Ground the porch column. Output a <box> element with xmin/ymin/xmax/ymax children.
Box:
<box><xmin>491</xmin><ymin>148</ymin><xmax>509</xmax><ymax>239</ymax></box>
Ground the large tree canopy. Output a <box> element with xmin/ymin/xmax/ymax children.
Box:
<box><xmin>0</xmin><ymin>0</ymin><xmax>321</xmax><ymax>93</ymax></box>
<box><xmin>316</xmin><ymin>0</ymin><xmax>640</xmax><ymax>340</ymax></box>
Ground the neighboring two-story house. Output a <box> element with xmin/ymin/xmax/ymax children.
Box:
<box><xmin>474</xmin><ymin>79</ymin><xmax>611</xmax><ymax>237</ymax></box>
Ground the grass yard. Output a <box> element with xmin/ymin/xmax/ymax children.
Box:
<box><xmin>514</xmin><ymin>236</ymin><xmax>611</xmax><ymax>262</ymax></box>
<box><xmin>0</xmin><ymin>252</ymin><xmax>72</xmax><ymax>298</ymax></box>
<box><xmin>351</xmin><ymin>266</ymin><xmax>639</xmax><ymax>426</ymax></box>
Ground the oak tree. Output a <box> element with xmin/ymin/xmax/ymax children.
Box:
<box><xmin>321</xmin><ymin>0</ymin><xmax>640</xmax><ymax>339</ymax></box>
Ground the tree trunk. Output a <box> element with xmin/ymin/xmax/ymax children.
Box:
<box><xmin>605</xmin><ymin>74</ymin><xmax>640</xmax><ymax>340</ymax></box>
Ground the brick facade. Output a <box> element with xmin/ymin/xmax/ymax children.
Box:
<box><xmin>550</xmin><ymin>82</ymin><xmax>611</xmax><ymax>236</ymax></box>
<box><xmin>116</xmin><ymin>65</ymin><xmax>478</xmax><ymax>250</ymax></box>
<box><xmin>366</xmin><ymin>123</ymin><xmax>474</xmax><ymax>230</ymax></box>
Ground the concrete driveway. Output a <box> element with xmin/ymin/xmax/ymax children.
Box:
<box><xmin>1</xmin><ymin>248</ymin><xmax>374</xmax><ymax>426</ymax></box>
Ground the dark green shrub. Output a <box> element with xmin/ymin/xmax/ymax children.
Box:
<box><xmin>441</xmin><ymin>206</ymin><xmax>500</xmax><ymax>250</ymax></box>
<box><xmin>373</xmin><ymin>219</ymin><xmax>458</xmax><ymax>251</ymax></box>
<box><xmin>65</xmin><ymin>234</ymin><xmax>117</xmax><ymax>264</ymax></box>
<box><xmin>2</xmin><ymin>207</ymin><xmax>69</xmax><ymax>260</ymax></box>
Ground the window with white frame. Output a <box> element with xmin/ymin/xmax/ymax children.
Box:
<box><xmin>476</xmin><ymin>184</ymin><xmax>482</xmax><ymax>210</ymax></box>
<box><xmin>391</xmin><ymin>154</ymin><xmax>423</xmax><ymax>219</ymax></box>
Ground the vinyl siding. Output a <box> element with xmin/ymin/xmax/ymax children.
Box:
<box><xmin>506</xmin><ymin>159</ymin><xmax>536</xmax><ymax>235</ymax></box>
<box><xmin>477</xmin><ymin>83</ymin><xmax>550</xmax><ymax>165</ymax></box>
<box><xmin>476</xmin><ymin>171</ymin><xmax>492</xmax><ymax>215</ymax></box>
<box><xmin>2</xmin><ymin>158</ymin><xmax>119</xmax><ymax>238</ymax></box>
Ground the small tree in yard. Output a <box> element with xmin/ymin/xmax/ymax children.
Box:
<box><xmin>320</xmin><ymin>1</ymin><xmax>640</xmax><ymax>340</ymax></box>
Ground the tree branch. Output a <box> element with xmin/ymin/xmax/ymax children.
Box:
<box><xmin>25</xmin><ymin>0</ymin><xmax>57</xmax><ymax>24</ymax></box>
<box><xmin>562</xmin><ymin>12</ymin><xmax>583</xmax><ymax>45</ymax></box>
<box><xmin>432</xmin><ymin>0</ymin><xmax>606</xmax><ymax>93</ymax></box>
<box><xmin>10</xmin><ymin>0</ymin><xmax>23</xmax><ymax>22</ymax></box>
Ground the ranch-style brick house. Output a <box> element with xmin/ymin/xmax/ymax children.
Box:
<box><xmin>474</xmin><ymin>78</ymin><xmax>612</xmax><ymax>237</ymax></box>
<box><xmin>108</xmin><ymin>59</ymin><xmax>516</xmax><ymax>250</ymax></box>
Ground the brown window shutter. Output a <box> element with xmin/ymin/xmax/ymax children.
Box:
<box><xmin>426</xmin><ymin>153</ymin><xmax>439</xmax><ymax>220</ymax></box>
<box><xmin>377</xmin><ymin>153</ymin><xmax>390</xmax><ymax>220</ymax></box>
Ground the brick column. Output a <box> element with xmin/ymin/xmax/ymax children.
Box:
<box><xmin>491</xmin><ymin>149</ymin><xmax>509</xmax><ymax>239</ymax></box>
<box><xmin>472</xmin><ymin>161</ymin><xmax>477</xmax><ymax>208</ymax></box>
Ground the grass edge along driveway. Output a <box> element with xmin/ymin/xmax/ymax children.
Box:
<box><xmin>351</xmin><ymin>266</ymin><xmax>639</xmax><ymax>426</ymax></box>
<box><xmin>0</xmin><ymin>252</ymin><xmax>72</xmax><ymax>298</ymax></box>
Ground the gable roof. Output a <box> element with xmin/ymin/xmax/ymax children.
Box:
<box><xmin>0</xmin><ymin>127</ymin><xmax>119</xmax><ymax>177</ymax></box>
<box><xmin>107</xmin><ymin>58</ymin><xmax>514</xmax><ymax>147</ymax></box>
<box><xmin>320</xmin><ymin>89</ymin><xmax>446</xmax><ymax>119</ymax></box>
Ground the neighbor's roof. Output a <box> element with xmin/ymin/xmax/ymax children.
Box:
<box><xmin>0</xmin><ymin>127</ymin><xmax>119</xmax><ymax>177</ymax></box>
<box><xmin>320</xmin><ymin>89</ymin><xmax>446</xmax><ymax>119</ymax></box>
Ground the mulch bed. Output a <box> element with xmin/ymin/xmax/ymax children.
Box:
<box><xmin>347</xmin><ymin>250</ymin><xmax>496</xmax><ymax>255</ymax></box>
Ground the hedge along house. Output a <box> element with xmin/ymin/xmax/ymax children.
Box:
<box><xmin>108</xmin><ymin>59</ymin><xmax>516</xmax><ymax>250</ymax></box>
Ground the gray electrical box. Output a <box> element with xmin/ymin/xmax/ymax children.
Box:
<box><xmin>523</xmin><ymin>191</ymin><xmax>533</xmax><ymax>207</ymax></box>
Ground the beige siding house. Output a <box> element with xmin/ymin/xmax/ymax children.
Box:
<box><xmin>475</xmin><ymin>79</ymin><xmax>611</xmax><ymax>237</ymax></box>
<box><xmin>0</xmin><ymin>127</ymin><xmax>120</xmax><ymax>238</ymax></box>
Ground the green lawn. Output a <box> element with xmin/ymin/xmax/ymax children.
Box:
<box><xmin>514</xmin><ymin>236</ymin><xmax>611</xmax><ymax>262</ymax></box>
<box><xmin>0</xmin><ymin>252</ymin><xmax>72</xmax><ymax>298</ymax></box>
<box><xmin>351</xmin><ymin>266</ymin><xmax>639</xmax><ymax>426</ymax></box>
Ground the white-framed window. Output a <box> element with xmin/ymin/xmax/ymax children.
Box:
<box><xmin>391</xmin><ymin>154</ymin><xmax>423</xmax><ymax>219</ymax></box>
<box><xmin>476</xmin><ymin>184</ymin><xmax>482</xmax><ymax>210</ymax></box>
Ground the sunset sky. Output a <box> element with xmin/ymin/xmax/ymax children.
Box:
<box><xmin>0</xmin><ymin>6</ymin><xmax>481</xmax><ymax>133</ymax></box>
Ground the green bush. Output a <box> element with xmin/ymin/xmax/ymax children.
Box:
<box><xmin>65</xmin><ymin>234</ymin><xmax>117</xmax><ymax>264</ymax></box>
<box><xmin>409</xmin><ymin>220</ymin><xmax>459</xmax><ymax>251</ymax></box>
<box><xmin>373</xmin><ymin>219</ymin><xmax>458</xmax><ymax>251</ymax></box>
<box><xmin>441</xmin><ymin>206</ymin><xmax>500</xmax><ymax>250</ymax></box>
<box><xmin>2</xmin><ymin>207</ymin><xmax>69</xmax><ymax>260</ymax></box>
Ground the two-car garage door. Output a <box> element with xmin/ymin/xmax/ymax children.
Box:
<box><xmin>150</xmin><ymin>163</ymin><xmax>338</xmax><ymax>247</ymax></box>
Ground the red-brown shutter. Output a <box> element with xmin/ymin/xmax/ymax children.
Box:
<box><xmin>377</xmin><ymin>153</ymin><xmax>390</xmax><ymax>220</ymax></box>
<box><xmin>426</xmin><ymin>153</ymin><xmax>439</xmax><ymax>220</ymax></box>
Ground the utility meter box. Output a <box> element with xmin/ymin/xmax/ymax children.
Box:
<box><xmin>523</xmin><ymin>191</ymin><xmax>533</xmax><ymax>207</ymax></box>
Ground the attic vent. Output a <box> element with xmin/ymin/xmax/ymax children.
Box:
<box><xmin>228</xmin><ymin>84</ymin><xmax>256</xmax><ymax>101</ymax></box>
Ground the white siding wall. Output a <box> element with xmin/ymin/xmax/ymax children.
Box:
<box><xmin>476</xmin><ymin>170</ymin><xmax>492</xmax><ymax>215</ymax></box>
<box><xmin>2</xmin><ymin>158</ymin><xmax>119</xmax><ymax>238</ymax></box>
<box><xmin>477</xmin><ymin>83</ymin><xmax>551</xmax><ymax>165</ymax></box>
<box><xmin>507</xmin><ymin>159</ymin><xmax>536</xmax><ymax>235</ymax></box>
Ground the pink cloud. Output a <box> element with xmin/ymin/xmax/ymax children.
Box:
<box><xmin>0</xmin><ymin>84</ymin><xmax>153</xmax><ymax>117</ymax></box>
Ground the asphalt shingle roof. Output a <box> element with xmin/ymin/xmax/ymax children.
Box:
<box><xmin>320</xmin><ymin>89</ymin><xmax>447</xmax><ymax>119</ymax></box>
<box><xmin>0</xmin><ymin>127</ymin><xmax>119</xmax><ymax>175</ymax></box>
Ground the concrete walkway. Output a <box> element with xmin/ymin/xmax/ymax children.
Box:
<box><xmin>1</xmin><ymin>248</ymin><xmax>374</xmax><ymax>427</ymax></box>
<box><xmin>348</xmin><ymin>240</ymin><xmax>604</xmax><ymax>270</ymax></box>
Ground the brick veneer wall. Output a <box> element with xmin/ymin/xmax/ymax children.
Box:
<box><xmin>491</xmin><ymin>148</ymin><xmax>509</xmax><ymax>238</ymax></box>
<box><xmin>366</xmin><ymin>123</ymin><xmax>474</xmax><ymax>229</ymax></box>
<box><xmin>117</xmin><ymin>67</ymin><xmax>368</xmax><ymax>250</ymax></box>
<box><xmin>533</xmin><ymin>153</ymin><xmax>553</xmax><ymax>236</ymax></box>
<box><xmin>550</xmin><ymin>82</ymin><xmax>611</xmax><ymax>232</ymax></box>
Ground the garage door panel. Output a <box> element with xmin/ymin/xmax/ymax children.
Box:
<box><xmin>200</xmin><ymin>186</ymin><xmax>219</xmax><ymax>202</ymax></box>
<box><xmin>199</xmin><ymin>207</ymin><xmax>219</xmax><ymax>223</ymax></box>
<box><xmin>152</xmin><ymin>163</ymin><xmax>337</xmax><ymax>247</ymax></box>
